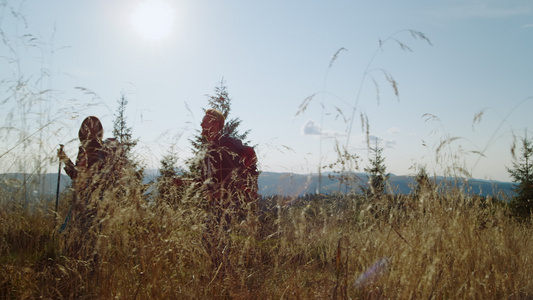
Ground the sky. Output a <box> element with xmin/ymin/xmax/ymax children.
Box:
<box><xmin>0</xmin><ymin>0</ymin><xmax>532</xmax><ymax>182</ymax></box>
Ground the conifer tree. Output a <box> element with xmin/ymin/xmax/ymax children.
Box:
<box><xmin>112</xmin><ymin>92</ymin><xmax>144</xmax><ymax>182</ymax></box>
<box><xmin>113</xmin><ymin>92</ymin><xmax>138</xmax><ymax>155</ymax></box>
<box><xmin>157</xmin><ymin>143</ymin><xmax>180</xmax><ymax>206</ymax></box>
<box><xmin>507</xmin><ymin>136</ymin><xmax>533</xmax><ymax>219</ymax></box>
<box><xmin>186</xmin><ymin>80</ymin><xmax>251</xmax><ymax>177</ymax></box>
<box><xmin>362</xmin><ymin>140</ymin><xmax>389</xmax><ymax>198</ymax></box>
<box><xmin>413</xmin><ymin>164</ymin><xmax>434</xmax><ymax>201</ymax></box>
<box><xmin>190</xmin><ymin>79</ymin><xmax>250</xmax><ymax>149</ymax></box>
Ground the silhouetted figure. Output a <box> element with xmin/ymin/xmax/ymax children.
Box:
<box><xmin>174</xmin><ymin>109</ymin><xmax>259</xmax><ymax>219</ymax></box>
<box><xmin>206</xmin><ymin>111</ymin><xmax>257</xmax><ymax>202</ymax></box>
<box><xmin>198</xmin><ymin>109</ymin><xmax>258</xmax><ymax>222</ymax></box>
<box><xmin>57</xmin><ymin>116</ymin><xmax>119</xmax><ymax>259</ymax></box>
<box><xmin>176</xmin><ymin>109</ymin><xmax>259</xmax><ymax>273</ymax></box>
<box><xmin>59</xmin><ymin>116</ymin><xmax>106</xmax><ymax>192</ymax></box>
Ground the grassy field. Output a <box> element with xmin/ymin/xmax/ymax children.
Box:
<box><xmin>2</xmin><ymin>1</ymin><xmax>532</xmax><ymax>297</ymax></box>
<box><xmin>1</xmin><ymin>176</ymin><xmax>532</xmax><ymax>299</ymax></box>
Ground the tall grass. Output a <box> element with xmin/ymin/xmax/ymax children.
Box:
<box><xmin>2</xmin><ymin>3</ymin><xmax>533</xmax><ymax>298</ymax></box>
<box><xmin>0</xmin><ymin>0</ymin><xmax>102</xmax><ymax>207</ymax></box>
<box><xmin>2</xmin><ymin>176</ymin><xmax>533</xmax><ymax>298</ymax></box>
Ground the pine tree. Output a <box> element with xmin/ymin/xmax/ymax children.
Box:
<box><xmin>413</xmin><ymin>164</ymin><xmax>434</xmax><ymax>201</ymax></box>
<box><xmin>157</xmin><ymin>143</ymin><xmax>180</xmax><ymax>206</ymax></box>
<box><xmin>362</xmin><ymin>140</ymin><xmax>390</xmax><ymax>198</ymax></box>
<box><xmin>113</xmin><ymin>92</ymin><xmax>138</xmax><ymax>155</ymax></box>
<box><xmin>507</xmin><ymin>136</ymin><xmax>533</xmax><ymax>219</ymax></box>
<box><xmin>186</xmin><ymin>80</ymin><xmax>251</xmax><ymax>177</ymax></box>
<box><xmin>190</xmin><ymin>79</ymin><xmax>250</xmax><ymax>148</ymax></box>
<box><xmin>112</xmin><ymin>91</ymin><xmax>144</xmax><ymax>183</ymax></box>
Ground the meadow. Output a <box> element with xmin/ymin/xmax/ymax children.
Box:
<box><xmin>1</xmin><ymin>174</ymin><xmax>533</xmax><ymax>299</ymax></box>
<box><xmin>1</xmin><ymin>3</ymin><xmax>532</xmax><ymax>297</ymax></box>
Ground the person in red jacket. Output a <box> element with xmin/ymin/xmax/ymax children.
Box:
<box><xmin>200</xmin><ymin>109</ymin><xmax>259</xmax><ymax>272</ymax></box>
<box><xmin>176</xmin><ymin>108</ymin><xmax>259</xmax><ymax>223</ymax></box>
<box><xmin>201</xmin><ymin>109</ymin><xmax>258</xmax><ymax>203</ymax></box>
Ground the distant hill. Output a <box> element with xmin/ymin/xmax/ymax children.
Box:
<box><xmin>0</xmin><ymin>173</ymin><xmax>71</xmax><ymax>202</ymax></box>
<box><xmin>145</xmin><ymin>170</ymin><xmax>516</xmax><ymax>198</ymax></box>
<box><xmin>1</xmin><ymin>171</ymin><xmax>516</xmax><ymax>199</ymax></box>
<box><xmin>258</xmin><ymin>172</ymin><xmax>516</xmax><ymax>198</ymax></box>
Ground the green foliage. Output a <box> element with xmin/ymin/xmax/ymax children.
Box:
<box><xmin>159</xmin><ymin>150</ymin><xmax>179</xmax><ymax>179</ymax></box>
<box><xmin>157</xmin><ymin>142</ymin><xmax>181</xmax><ymax>206</ymax></box>
<box><xmin>362</xmin><ymin>140</ymin><xmax>390</xmax><ymax>198</ymax></box>
<box><xmin>507</xmin><ymin>136</ymin><xmax>533</xmax><ymax>219</ymax></box>
<box><xmin>186</xmin><ymin>80</ymin><xmax>251</xmax><ymax>177</ymax></box>
<box><xmin>413</xmin><ymin>164</ymin><xmax>435</xmax><ymax>201</ymax></box>
<box><xmin>112</xmin><ymin>92</ymin><xmax>138</xmax><ymax>155</ymax></box>
<box><xmin>207</xmin><ymin>80</ymin><xmax>250</xmax><ymax>142</ymax></box>
<box><xmin>111</xmin><ymin>92</ymin><xmax>145</xmax><ymax>195</ymax></box>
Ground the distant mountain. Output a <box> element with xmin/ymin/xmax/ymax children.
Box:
<box><xmin>0</xmin><ymin>173</ymin><xmax>71</xmax><ymax>202</ymax></box>
<box><xmin>1</xmin><ymin>171</ymin><xmax>516</xmax><ymax>199</ymax></box>
<box><xmin>258</xmin><ymin>172</ymin><xmax>516</xmax><ymax>198</ymax></box>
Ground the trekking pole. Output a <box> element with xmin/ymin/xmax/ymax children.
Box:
<box><xmin>55</xmin><ymin>144</ymin><xmax>63</xmax><ymax>226</ymax></box>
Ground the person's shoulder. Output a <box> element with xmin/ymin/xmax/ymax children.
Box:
<box><xmin>223</xmin><ymin>136</ymin><xmax>256</xmax><ymax>156</ymax></box>
<box><xmin>220</xmin><ymin>135</ymin><xmax>243</xmax><ymax>148</ymax></box>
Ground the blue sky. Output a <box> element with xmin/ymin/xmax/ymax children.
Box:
<box><xmin>1</xmin><ymin>0</ymin><xmax>532</xmax><ymax>182</ymax></box>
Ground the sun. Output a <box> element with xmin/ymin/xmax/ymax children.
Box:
<box><xmin>130</xmin><ymin>1</ymin><xmax>175</xmax><ymax>41</ymax></box>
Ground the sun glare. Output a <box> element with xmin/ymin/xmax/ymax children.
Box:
<box><xmin>130</xmin><ymin>1</ymin><xmax>175</xmax><ymax>41</ymax></box>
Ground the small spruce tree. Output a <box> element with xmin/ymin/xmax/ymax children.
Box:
<box><xmin>413</xmin><ymin>164</ymin><xmax>434</xmax><ymax>201</ymax></box>
<box><xmin>157</xmin><ymin>143</ymin><xmax>180</xmax><ymax>206</ymax></box>
<box><xmin>507</xmin><ymin>136</ymin><xmax>533</xmax><ymax>219</ymax></box>
<box><xmin>113</xmin><ymin>92</ymin><xmax>138</xmax><ymax>155</ymax></box>
<box><xmin>112</xmin><ymin>91</ymin><xmax>144</xmax><ymax>184</ymax></box>
<box><xmin>362</xmin><ymin>140</ymin><xmax>390</xmax><ymax>198</ymax></box>
<box><xmin>186</xmin><ymin>79</ymin><xmax>251</xmax><ymax>178</ymax></box>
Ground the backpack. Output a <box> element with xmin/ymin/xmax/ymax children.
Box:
<box><xmin>219</xmin><ymin>136</ymin><xmax>258</xmax><ymax>176</ymax></box>
<box><xmin>207</xmin><ymin>136</ymin><xmax>258</xmax><ymax>197</ymax></box>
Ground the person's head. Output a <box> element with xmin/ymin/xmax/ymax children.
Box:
<box><xmin>201</xmin><ymin>109</ymin><xmax>225</xmax><ymax>142</ymax></box>
<box><xmin>78</xmin><ymin>116</ymin><xmax>103</xmax><ymax>143</ymax></box>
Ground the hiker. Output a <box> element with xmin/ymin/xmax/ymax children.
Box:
<box><xmin>175</xmin><ymin>108</ymin><xmax>259</xmax><ymax>222</ymax></box>
<box><xmin>176</xmin><ymin>108</ymin><xmax>258</xmax><ymax>273</ymax></box>
<box><xmin>57</xmin><ymin>116</ymin><xmax>116</xmax><ymax>257</ymax></box>
<box><xmin>58</xmin><ymin>116</ymin><xmax>105</xmax><ymax>186</ymax></box>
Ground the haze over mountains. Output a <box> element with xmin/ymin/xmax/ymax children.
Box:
<box><xmin>257</xmin><ymin>172</ymin><xmax>514</xmax><ymax>198</ymax></box>
<box><xmin>1</xmin><ymin>171</ymin><xmax>515</xmax><ymax>200</ymax></box>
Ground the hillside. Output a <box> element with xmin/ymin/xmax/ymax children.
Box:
<box><xmin>258</xmin><ymin>172</ymin><xmax>516</xmax><ymax>198</ymax></box>
<box><xmin>1</xmin><ymin>171</ymin><xmax>515</xmax><ymax>199</ymax></box>
<box><xmin>0</xmin><ymin>173</ymin><xmax>71</xmax><ymax>202</ymax></box>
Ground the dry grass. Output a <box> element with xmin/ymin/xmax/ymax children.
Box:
<box><xmin>2</xmin><ymin>2</ymin><xmax>531</xmax><ymax>297</ymax></box>
<box><xmin>1</xmin><ymin>177</ymin><xmax>533</xmax><ymax>299</ymax></box>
